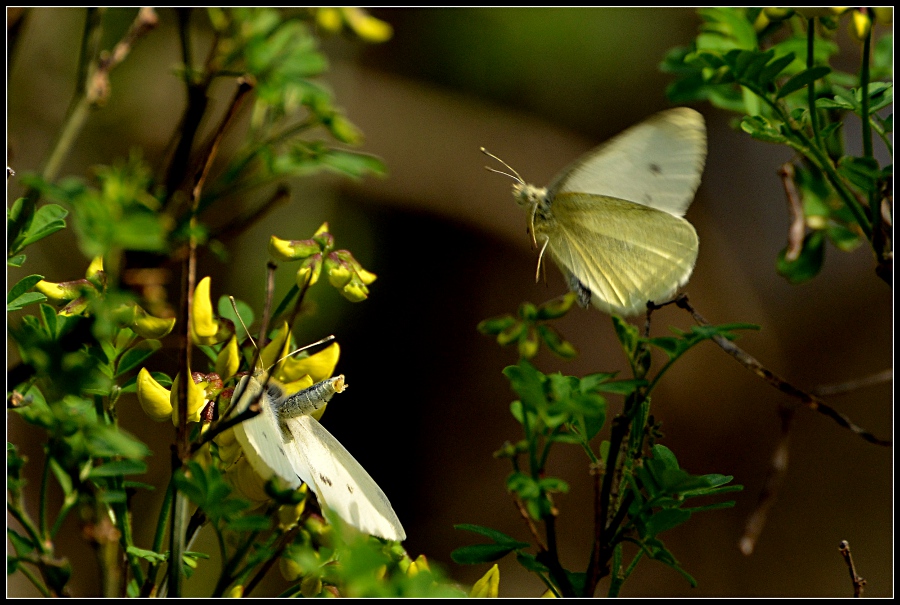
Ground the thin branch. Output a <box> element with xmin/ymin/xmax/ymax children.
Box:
<box><xmin>674</xmin><ymin>296</ymin><xmax>890</xmax><ymax>446</ymax></box>
<box><xmin>739</xmin><ymin>404</ymin><xmax>793</xmax><ymax>555</ymax></box>
<box><xmin>838</xmin><ymin>540</ymin><xmax>866</xmax><ymax>597</ymax></box>
<box><xmin>512</xmin><ymin>496</ymin><xmax>547</xmax><ymax>552</ymax></box>
<box><xmin>812</xmin><ymin>368</ymin><xmax>892</xmax><ymax>397</ymax></box>
<box><xmin>779</xmin><ymin>163</ymin><xmax>806</xmax><ymax>261</ymax></box>
<box><xmin>244</xmin><ymin>527</ymin><xmax>299</xmax><ymax>596</ymax></box>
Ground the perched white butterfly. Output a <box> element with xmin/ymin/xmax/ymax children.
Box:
<box><xmin>483</xmin><ymin>107</ymin><xmax>707</xmax><ymax>317</ymax></box>
<box><xmin>229</xmin><ymin>370</ymin><xmax>406</xmax><ymax>542</ymax></box>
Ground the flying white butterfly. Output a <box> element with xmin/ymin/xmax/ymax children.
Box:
<box><xmin>228</xmin><ymin>369</ymin><xmax>406</xmax><ymax>542</ymax></box>
<box><xmin>483</xmin><ymin>107</ymin><xmax>707</xmax><ymax>317</ymax></box>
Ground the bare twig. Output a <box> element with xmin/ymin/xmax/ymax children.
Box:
<box><xmin>779</xmin><ymin>163</ymin><xmax>806</xmax><ymax>262</ymax></box>
<box><xmin>813</xmin><ymin>368</ymin><xmax>892</xmax><ymax>397</ymax></box>
<box><xmin>838</xmin><ymin>540</ymin><xmax>866</xmax><ymax>597</ymax></box>
<box><xmin>512</xmin><ymin>496</ymin><xmax>547</xmax><ymax>552</ymax></box>
<box><xmin>674</xmin><ymin>295</ymin><xmax>890</xmax><ymax>446</ymax></box>
<box><xmin>739</xmin><ymin>404</ymin><xmax>793</xmax><ymax>556</ymax></box>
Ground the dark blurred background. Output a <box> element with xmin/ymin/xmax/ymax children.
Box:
<box><xmin>7</xmin><ymin>8</ymin><xmax>893</xmax><ymax>597</ymax></box>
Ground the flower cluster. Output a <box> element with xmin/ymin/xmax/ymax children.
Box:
<box><xmin>269</xmin><ymin>222</ymin><xmax>377</xmax><ymax>302</ymax></box>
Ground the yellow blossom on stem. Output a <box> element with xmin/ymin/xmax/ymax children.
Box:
<box><xmin>260</xmin><ymin>321</ymin><xmax>291</xmax><ymax>371</ymax></box>
<box><xmin>279</xmin><ymin>342</ymin><xmax>340</xmax><ymax>384</ymax></box>
<box><xmin>469</xmin><ymin>564</ymin><xmax>500</xmax><ymax>598</ymax></box>
<box><xmin>136</xmin><ymin>368</ymin><xmax>173</xmax><ymax>422</ymax></box>
<box><xmin>170</xmin><ymin>372</ymin><xmax>208</xmax><ymax>425</ymax></box>
<box><xmin>191</xmin><ymin>276</ymin><xmax>228</xmax><ymax>345</ymax></box>
<box><xmin>128</xmin><ymin>303</ymin><xmax>176</xmax><ymax>339</ymax></box>
<box><xmin>215</xmin><ymin>335</ymin><xmax>240</xmax><ymax>380</ymax></box>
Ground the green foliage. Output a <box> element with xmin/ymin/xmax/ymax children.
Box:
<box><xmin>6</xmin><ymin>7</ymin><xmax>402</xmax><ymax>598</ymax></box>
<box><xmin>661</xmin><ymin>7</ymin><xmax>892</xmax><ymax>284</ymax></box>
<box><xmin>467</xmin><ymin>305</ymin><xmax>746</xmax><ymax>596</ymax></box>
<box><xmin>478</xmin><ymin>292</ymin><xmax>579</xmax><ymax>359</ymax></box>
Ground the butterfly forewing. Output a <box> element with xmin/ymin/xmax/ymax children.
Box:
<box><xmin>285</xmin><ymin>416</ymin><xmax>407</xmax><ymax>541</ymax></box>
<box><xmin>544</xmin><ymin>193</ymin><xmax>699</xmax><ymax>316</ymax></box>
<box><xmin>547</xmin><ymin>108</ymin><xmax>706</xmax><ymax>218</ymax></box>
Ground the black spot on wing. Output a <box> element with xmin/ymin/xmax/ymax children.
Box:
<box><xmin>347</xmin><ymin>484</ymin><xmax>354</xmax><ymax>494</ymax></box>
<box><xmin>319</xmin><ymin>473</ymin><xmax>333</xmax><ymax>487</ymax></box>
<box><xmin>649</xmin><ymin>162</ymin><xmax>662</xmax><ymax>174</ymax></box>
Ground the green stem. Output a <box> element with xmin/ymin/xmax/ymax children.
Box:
<box><xmin>806</xmin><ymin>18</ymin><xmax>822</xmax><ymax>149</ymax></box>
<box><xmin>139</xmin><ymin>479</ymin><xmax>173</xmax><ymax>597</ymax></box>
<box><xmin>859</xmin><ymin>18</ymin><xmax>878</xmax><ymax>232</ymax></box>
<box><xmin>212</xmin><ymin>527</ymin><xmax>263</xmax><ymax>597</ymax></box>
<box><xmin>756</xmin><ymin>87</ymin><xmax>873</xmax><ymax>240</ymax></box>
<box><xmin>16</xmin><ymin>563</ymin><xmax>53</xmax><ymax>598</ymax></box>
<box><xmin>38</xmin><ymin>454</ymin><xmax>50</xmax><ymax>541</ymax></box>
<box><xmin>7</xmin><ymin>501</ymin><xmax>45</xmax><ymax>555</ymax></box>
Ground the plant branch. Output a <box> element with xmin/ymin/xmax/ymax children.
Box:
<box><xmin>738</xmin><ymin>404</ymin><xmax>793</xmax><ymax>555</ymax></box>
<box><xmin>674</xmin><ymin>295</ymin><xmax>889</xmax><ymax>446</ymax></box>
<box><xmin>838</xmin><ymin>540</ymin><xmax>866</xmax><ymax>597</ymax></box>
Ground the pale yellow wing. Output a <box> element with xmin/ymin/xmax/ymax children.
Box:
<box><xmin>540</xmin><ymin>192</ymin><xmax>699</xmax><ymax>316</ymax></box>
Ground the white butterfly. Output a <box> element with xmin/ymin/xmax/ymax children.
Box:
<box><xmin>228</xmin><ymin>371</ymin><xmax>406</xmax><ymax>542</ymax></box>
<box><xmin>484</xmin><ymin>107</ymin><xmax>707</xmax><ymax>317</ymax></box>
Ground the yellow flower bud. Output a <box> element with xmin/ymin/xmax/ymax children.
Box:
<box><xmin>326</xmin><ymin>254</ymin><xmax>353</xmax><ymax>288</ymax></box>
<box><xmin>312</xmin><ymin>224</ymin><xmax>334</xmax><ymax>251</ymax></box>
<box><xmin>540</xmin><ymin>588</ymin><xmax>557</xmax><ymax>597</ymax></box>
<box><xmin>296</xmin><ymin>253</ymin><xmax>323</xmax><ymax>287</ymax></box>
<box><xmin>277</xmin><ymin>487</ymin><xmax>308</xmax><ymax>530</ymax></box>
<box><xmin>469</xmin><ymin>564</ymin><xmax>500</xmax><ymax>598</ymax></box>
<box><xmin>60</xmin><ymin>296</ymin><xmax>90</xmax><ymax>317</ymax></box>
<box><xmin>313</xmin><ymin>222</ymin><xmax>330</xmax><ymax>237</ymax></box>
<box><xmin>216</xmin><ymin>428</ymin><xmax>243</xmax><ymax>467</ymax></box>
<box><xmin>340</xmin><ymin>274</ymin><xmax>369</xmax><ymax>302</ymax></box>
<box><xmin>34</xmin><ymin>279</ymin><xmax>86</xmax><ymax>304</ymax></box>
<box><xmin>226</xmin><ymin>456</ymin><xmax>270</xmax><ymax>504</ymax></box>
<box><xmin>518</xmin><ymin>328</ymin><xmax>539</xmax><ymax>359</ymax></box>
<box><xmin>170</xmin><ymin>372</ymin><xmax>208</xmax><ymax>425</ymax></box>
<box><xmin>191</xmin><ymin>276</ymin><xmax>220</xmax><ymax>345</ymax></box>
<box><xmin>356</xmin><ymin>267</ymin><xmax>377</xmax><ymax>286</ymax></box>
<box><xmin>260</xmin><ymin>322</ymin><xmax>291</xmax><ymax>371</ymax></box>
<box><xmin>226</xmin><ymin>585</ymin><xmax>244</xmax><ymax>598</ymax></box>
<box><xmin>215</xmin><ymin>335</ymin><xmax>240</xmax><ymax>380</ymax></box>
<box><xmin>316</xmin><ymin>7</ymin><xmax>342</xmax><ymax>33</ymax></box>
<box><xmin>279</xmin><ymin>343</ymin><xmax>340</xmax><ymax>384</ymax></box>
<box><xmin>342</xmin><ymin>7</ymin><xmax>393</xmax><ymax>43</ymax></box>
<box><xmin>280</xmin><ymin>555</ymin><xmax>303</xmax><ymax>582</ymax></box>
<box><xmin>136</xmin><ymin>368</ymin><xmax>173</xmax><ymax>422</ymax></box>
<box><xmin>268</xmin><ymin>235</ymin><xmax>321</xmax><ymax>261</ymax></box>
<box><xmin>300</xmin><ymin>574</ymin><xmax>323</xmax><ymax>598</ymax></box>
<box><xmin>130</xmin><ymin>304</ymin><xmax>176</xmax><ymax>339</ymax></box>
<box><xmin>849</xmin><ymin>10</ymin><xmax>872</xmax><ymax>41</ymax></box>
<box><xmin>872</xmin><ymin>7</ymin><xmax>892</xmax><ymax>24</ymax></box>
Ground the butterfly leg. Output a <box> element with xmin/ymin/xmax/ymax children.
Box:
<box><xmin>535</xmin><ymin>235</ymin><xmax>550</xmax><ymax>283</ymax></box>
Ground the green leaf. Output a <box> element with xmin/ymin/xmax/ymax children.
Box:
<box><xmin>7</xmin><ymin>529</ymin><xmax>35</xmax><ymax>557</ymax></box>
<box><xmin>218</xmin><ymin>295</ymin><xmax>254</xmax><ymax>336</ymax></box>
<box><xmin>477</xmin><ymin>315</ymin><xmax>517</xmax><ymax>335</ymax></box>
<box><xmin>740</xmin><ymin>115</ymin><xmax>788</xmax><ymax>143</ymax></box>
<box><xmin>87</xmin><ymin>459</ymin><xmax>148</xmax><ymax>478</ymax></box>
<box><xmin>776</xmin><ymin>66</ymin><xmax>831</xmax><ymax>99</ymax></box>
<box><xmin>503</xmin><ymin>361</ymin><xmax>547</xmax><ymax>413</ymax></box>
<box><xmin>515</xmin><ymin>552</ymin><xmax>549</xmax><ymax>573</ymax></box>
<box><xmin>757</xmin><ymin>52</ymin><xmax>795</xmax><ymax>84</ymax></box>
<box><xmin>226</xmin><ymin>515</ymin><xmax>273</xmax><ymax>532</ymax></box>
<box><xmin>777</xmin><ymin>231</ymin><xmax>825</xmax><ymax>284</ymax></box>
<box><xmin>15</xmin><ymin>204</ymin><xmax>68</xmax><ymax>250</ymax></box>
<box><xmin>7</xmin><ymin>274</ymin><xmax>45</xmax><ymax>311</ymax></box>
<box><xmin>450</xmin><ymin>543</ymin><xmax>521</xmax><ymax>565</ymax></box>
<box><xmin>8</xmin><ymin>254</ymin><xmax>26</xmax><ymax>267</ymax></box>
<box><xmin>116</xmin><ymin>339</ymin><xmax>162</xmax><ymax>377</ymax></box>
<box><xmin>126</xmin><ymin>545</ymin><xmax>168</xmax><ymax>564</ymax></box>
<box><xmin>453</xmin><ymin>524</ymin><xmax>530</xmax><ymax>547</ymax></box>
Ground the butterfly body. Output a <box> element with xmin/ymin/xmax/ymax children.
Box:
<box><xmin>230</xmin><ymin>372</ymin><xmax>406</xmax><ymax>541</ymax></box>
<box><xmin>494</xmin><ymin>107</ymin><xmax>707</xmax><ymax>317</ymax></box>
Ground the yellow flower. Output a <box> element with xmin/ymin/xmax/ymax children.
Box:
<box><xmin>215</xmin><ymin>335</ymin><xmax>240</xmax><ymax>380</ymax></box>
<box><xmin>469</xmin><ymin>564</ymin><xmax>500</xmax><ymax>598</ymax></box>
<box><xmin>342</xmin><ymin>8</ymin><xmax>393</xmax><ymax>43</ymax></box>
<box><xmin>260</xmin><ymin>321</ymin><xmax>291</xmax><ymax>371</ymax></box>
<box><xmin>136</xmin><ymin>368</ymin><xmax>173</xmax><ymax>422</ymax></box>
<box><xmin>191</xmin><ymin>276</ymin><xmax>227</xmax><ymax>345</ymax></box>
<box><xmin>170</xmin><ymin>372</ymin><xmax>208</xmax><ymax>425</ymax></box>
<box><xmin>279</xmin><ymin>342</ymin><xmax>340</xmax><ymax>384</ymax></box>
<box><xmin>128</xmin><ymin>304</ymin><xmax>176</xmax><ymax>339</ymax></box>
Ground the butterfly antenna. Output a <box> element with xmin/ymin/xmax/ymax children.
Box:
<box><xmin>229</xmin><ymin>296</ymin><xmax>256</xmax><ymax>350</ymax></box>
<box><xmin>480</xmin><ymin>147</ymin><xmax>524</xmax><ymax>185</ymax></box>
<box><xmin>271</xmin><ymin>334</ymin><xmax>336</xmax><ymax>369</ymax></box>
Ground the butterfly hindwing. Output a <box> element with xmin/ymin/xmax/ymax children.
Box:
<box><xmin>543</xmin><ymin>193</ymin><xmax>699</xmax><ymax>316</ymax></box>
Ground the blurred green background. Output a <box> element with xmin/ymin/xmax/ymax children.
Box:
<box><xmin>7</xmin><ymin>7</ymin><xmax>892</xmax><ymax>597</ymax></box>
